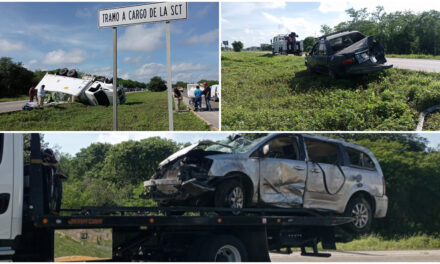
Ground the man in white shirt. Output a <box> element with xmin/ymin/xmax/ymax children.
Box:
<box><xmin>38</xmin><ymin>85</ymin><xmax>46</xmax><ymax>107</ymax></box>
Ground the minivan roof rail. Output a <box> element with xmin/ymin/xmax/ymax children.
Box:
<box><xmin>317</xmin><ymin>29</ymin><xmax>355</xmax><ymax>40</ymax></box>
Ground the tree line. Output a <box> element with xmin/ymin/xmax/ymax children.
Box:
<box><xmin>53</xmin><ymin>133</ymin><xmax>440</xmax><ymax>236</ymax></box>
<box><xmin>0</xmin><ymin>57</ymin><xmax>218</xmax><ymax>97</ymax></box>
<box><xmin>303</xmin><ymin>7</ymin><xmax>440</xmax><ymax>55</ymax></box>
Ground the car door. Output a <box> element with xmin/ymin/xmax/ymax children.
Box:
<box><xmin>307</xmin><ymin>43</ymin><xmax>319</xmax><ymax>69</ymax></box>
<box><xmin>314</xmin><ymin>40</ymin><xmax>329</xmax><ymax>73</ymax></box>
<box><xmin>0</xmin><ymin>134</ymin><xmax>13</xmax><ymax>239</ymax></box>
<box><xmin>303</xmin><ymin>138</ymin><xmax>346</xmax><ymax>211</ymax></box>
<box><xmin>258</xmin><ymin>135</ymin><xmax>307</xmax><ymax>206</ymax></box>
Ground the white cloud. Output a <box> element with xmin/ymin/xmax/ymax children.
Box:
<box><xmin>318</xmin><ymin>0</ymin><xmax>440</xmax><ymax>14</ymax></box>
<box><xmin>123</xmin><ymin>55</ymin><xmax>142</xmax><ymax>66</ymax></box>
<box><xmin>0</xmin><ymin>39</ymin><xmax>24</xmax><ymax>52</ymax></box>
<box><xmin>86</xmin><ymin>66</ymin><xmax>112</xmax><ymax>76</ymax></box>
<box><xmin>75</xmin><ymin>7</ymin><xmax>93</xmax><ymax>18</ymax></box>
<box><xmin>135</xmin><ymin>63</ymin><xmax>166</xmax><ymax>77</ymax></box>
<box><xmin>172</xmin><ymin>63</ymin><xmax>210</xmax><ymax>72</ymax></box>
<box><xmin>184</xmin><ymin>29</ymin><xmax>219</xmax><ymax>45</ymax></box>
<box><xmin>42</xmin><ymin>49</ymin><xmax>88</xmax><ymax>65</ymax></box>
<box><xmin>118</xmin><ymin>24</ymin><xmax>165</xmax><ymax>52</ymax></box>
<box><xmin>23</xmin><ymin>59</ymin><xmax>38</xmax><ymax>70</ymax></box>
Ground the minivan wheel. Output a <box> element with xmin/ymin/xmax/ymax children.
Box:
<box><xmin>215</xmin><ymin>179</ymin><xmax>246</xmax><ymax>215</ymax></box>
<box><xmin>328</xmin><ymin>69</ymin><xmax>337</xmax><ymax>79</ymax></box>
<box><xmin>343</xmin><ymin>196</ymin><xmax>372</xmax><ymax>234</ymax></box>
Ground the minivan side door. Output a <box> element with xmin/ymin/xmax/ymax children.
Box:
<box><xmin>303</xmin><ymin>138</ymin><xmax>346</xmax><ymax>211</ymax></box>
<box><xmin>258</xmin><ymin>135</ymin><xmax>307</xmax><ymax>206</ymax></box>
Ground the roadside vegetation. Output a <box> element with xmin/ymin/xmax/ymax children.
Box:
<box><xmin>387</xmin><ymin>54</ymin><xmax>440</xmax><ymax>60</ymax></box>
<box><xmin>0</xmin><ymin>94</ymin><xmax>28</xmax><ymax>102</ymax></box>
<box><xmin>221</xmin><ymin>52</ymin><xmax>440</xmax><ymax>130</ymax></box>
<box><xmin>54</xmin><ymin>231</ymin><xmax>111</xmax><ymax>259</ymax></box>
<box><xmin>0</xmin><ymin>91</ymin><xmax>210</xmax><ymax>130</ymax></box>
<box><xmin>334</xmin><ymin>234</ymin><xmax>440</xmax><ymax>251</ymax></box>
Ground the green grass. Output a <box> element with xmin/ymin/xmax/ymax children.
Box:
<box><xmin>54</xmin><ymin>231</ymin><xmax>111</xmax><ymax>259</ymax></box>
<box><xmin>221</xmin><ymin>52</ymin><xmax>440</xmax><ymax>131</ymax></box>
<box><xmin>334</xmin><ymin>234</ymin><xmax>440</xmax><ymax>251</ymax></box>
<box><xmin>0</xmin><ymin>94</ymin><xmax>28</xmax><ymax>102</ymax></box>
<box><xmin>0</xmin><ymin>91</ymin><xmax>210</xmax><ymax>130</ymax></box>
<box><xmin>423</xmin><ymin>110</ymin><xmax>440</xmax><ymax>130</ymax></box>
<box><xmin>388</xmin><ymin>54</ymin><xmax>440</xmax><ymax>60</ymax></box>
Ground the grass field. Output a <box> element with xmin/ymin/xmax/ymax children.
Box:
<box><xmin>0</xmin><ymin>91</ymin><xmax>210</xmax><ymax>130</ymax></box>
<box><xmin>55</xmin><ymin>231</ymin><xmax>111</xmax><ymax>259</ymax></box>
<box><xmin>0</xmin><ymin>94</ymin><xmax>28</xmax><ymax>102</ymax></box>
<box><xmin>221</xmin><ymin>52</ymin><xmax>440</xmax><ymax>131</ymax></box>
<box><xmin>388</xmin><ymin>54</ymin><xmax>440</xmax><ymax>60</ymax></box>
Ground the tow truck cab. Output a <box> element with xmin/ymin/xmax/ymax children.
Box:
<box><xmin>0</xmin><ymin>134</ymin><xmax>23</xmax><ymax>255</ymax></box>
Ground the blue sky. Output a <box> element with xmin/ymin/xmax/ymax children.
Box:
<box><xmin>0</xmin><ymin>2</ymin><xmax>218</xmax><ymax>83</ymax></box>
<box><xmin>222</xmin><ymin>1</ymin><xmax>440</xmax><ymax>48</ymax></box>
<box><xmin>44</xmin><ymin>132</ymin><xmax>440</xmax><ymax>156</ymax></box>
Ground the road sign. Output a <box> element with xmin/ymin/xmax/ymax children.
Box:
<box><xmin>98</xmin><ymin>2</ymin><xmax>187</xmax><ymax>131</ymax></box>
<box><xmin>98</xmin><ymin>2</ymin><xmax>187</xmax><ymax>28</ymax></box>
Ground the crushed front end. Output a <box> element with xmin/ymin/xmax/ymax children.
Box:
<box><xmin>143</xmin><ymin>148</ymin><xmax>220</xmax><ymax>206</ymax></box>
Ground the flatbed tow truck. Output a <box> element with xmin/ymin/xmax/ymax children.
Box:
<box><xmin>1</xmin><ymin>134</ymin><xmax>354</xmax><ymax>262</ymax></box>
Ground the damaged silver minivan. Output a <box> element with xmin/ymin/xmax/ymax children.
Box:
<box><xmin>144</xmin><ymin>134</ymin><xmax>388</xmax><ymax>233</ymax></box>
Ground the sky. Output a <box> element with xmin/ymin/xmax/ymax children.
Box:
<box><xmin>222</xmin><ymin>0</ymin><xmax>440</xmax><ymax>48</ymax></box>
<box><xmin>44</xmin><ymin>132</ymin><xmax>440</xmax><ymax>156</ymax></box>
<box><xmin>0</xmin><ymin>2</ymin><xmax>219</xmax><ymax>83</ymax></box>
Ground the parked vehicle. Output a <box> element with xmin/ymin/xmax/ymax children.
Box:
<box><xmin>144</xmin><ymin>133</ymin><xmax>388</xmax><ymax>233</ymax></box>
<box><xmin>305</xmin><ymin>30</ymin><xmax>392</xmax><ymax>78</ymax></box>
<box><xmin>271</xmin><ymin>32</ymin><xmax>303</xmax><ymax>55</ymax></box>
<box><xmin>210</xmin><ymin>84</ymin><xmax>220</xmax><ymax>102</ymax></box>
<box><xmin>35</xmin><ymin>69</ymin><xmax>126</xmax><ymax>106</ymax></box>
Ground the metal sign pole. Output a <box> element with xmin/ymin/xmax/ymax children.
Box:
<box><xmin>113</xmin><ymin>27</ymin><xmax>118</xmax><ymax>131</ymax></box>
<box><xmin>166</xmin><ymin>21</ymin><xmax>174</xmax><ymax>131</ymax></box>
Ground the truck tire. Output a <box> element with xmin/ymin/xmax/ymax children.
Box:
<box><xmin>214</xmin><ymin>179</ymin><xmax>246</xmax><ymax>215</ymax></box>
<box><xmin>197</xmin><ymin>235</ymin><xmax>248</xmax><ymax>262</ymax></box>
<box><xmin>343</xmin><ymin>196</ymin><xmax>372</xmax><ymax>234</ymax></box>
<box><xmin>58</xmin><ymin>68</ymin><xmax>68</xmax><ymax>76</ymax></box>
<box><xmin>66</xmin><ymin>69</ymin><xmax>78</xmax><ymax>78</ymax></box>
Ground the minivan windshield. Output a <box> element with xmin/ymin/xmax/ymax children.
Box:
<box><xmin>205</xmin><ymin>135</ymin><xmax>266</xmax><ymax>153</ymax></box>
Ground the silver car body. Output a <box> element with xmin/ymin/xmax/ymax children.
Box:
<box><xmin>144</xmin><ymin>134</ymin><xmax>388</xmax><ymax>218</ymax></box>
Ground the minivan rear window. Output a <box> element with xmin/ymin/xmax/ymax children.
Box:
<box><xmin>346</xmin><ymin>147</ymin><xmax>375</xmax><ymax>170</ymax></box>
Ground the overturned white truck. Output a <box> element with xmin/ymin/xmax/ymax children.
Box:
<box><xmin>35</xmin><ymin>69</ymin><xmax>126</xmax><ymax>106</ymax></box>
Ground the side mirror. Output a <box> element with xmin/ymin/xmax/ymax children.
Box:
<box><xmin>262</xmin><ymin>144</ymin><xmax>270</xmax><ymax>156</ymax></box>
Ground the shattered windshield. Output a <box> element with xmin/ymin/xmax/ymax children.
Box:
<box><xmin>205</xmin><ymin>135</ymin><xmax>266</xmax><ymax>153</ymax></box>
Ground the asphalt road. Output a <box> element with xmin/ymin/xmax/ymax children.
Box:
<box><xmin>181</xmin><ymin>94</ymin><xmax>219</xmax><ymax>130</ymax></box>
<box><xmin>0</xmin><ymin>100</ymin><xmax>27</xmax><ymax>114</ymax></box>
<box><xmin>270</xmin><ymin>249</ymin><xmax>440</xmax><ymax>262</ymax></box>
<box><xmin>387</xmin><ymin>58</ymin><xmax>440</xmax><ymax>72</ymax></box>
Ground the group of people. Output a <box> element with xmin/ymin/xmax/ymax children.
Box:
<box><xmin>29</xmin><ymin>85</ymin><xmax>46</xmax><ymax>107</ymax></box>
<box><xmin>173</xmin><ymin>82</ymin><xmax>214</xmax><ymax>112</ymax></box>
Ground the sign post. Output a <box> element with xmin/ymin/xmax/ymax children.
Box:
<box><xmin>113</xmin><ymin>27</ymin><xmax>118</xmax><ymax>131</ymax></box>
<box><xmin>98</xmin><ymin>2</ymin><xmax>188</xmax><ymax>131</ymax></box>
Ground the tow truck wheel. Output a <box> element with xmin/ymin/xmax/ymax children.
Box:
<box><xmin>343</xmin><ymin>196</ymin><xmax>372</xmax><ymax>234</ymax></box>
<box><xmin>197</xmin><ymin>235</ymin><xmax>248</xmax><ymax>262</ymax></box>
<box><xmin>214</xmin><ymin>179</ymin><xmax>246</xmax><ymax>215</ymax></box>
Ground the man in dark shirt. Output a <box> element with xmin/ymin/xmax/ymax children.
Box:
<box><xmin>203</xmin><ymin>83</ymin><xmax>213</xmax><ymax>111</ymax></box>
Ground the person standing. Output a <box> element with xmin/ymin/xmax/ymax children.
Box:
<box><xmin>194</xmin><ymin>85</ymin><xmax>203</xmax><ymax>111</ymax></box>
<box><xmin>173</xmin><ymin>86</ymin><xmax>183</xmax><ymax>112</ymax></box>
<box><xmin>28</xmin><ymin>86</ymin><xmax>36</xmax><ymax>102</ymax></box>
<box><xmin>203</xmin><ymin>84</ymin><xmax>213</xmax><ymax>111</ymax></box>
<box><xmin>37</xmin><ymin>85</ymin><xmax>46</xmax><ymax>107</ymax></box>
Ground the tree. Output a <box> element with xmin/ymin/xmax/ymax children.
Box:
<box><xmin>0</xmin><ymin>57</ymin><xmax>34</xmax><ymax>97</ymax></box>
<box><xmin>320</xmin><ymin>25</ymin><xmax>333</xmax><ymax>35</ymax></box>
<box><xmin>147</xmin><ymin>76</ymin><xmax>167</xmax><ymax>92</ymax></box>
<box><xmin>303</xmin><ymin>37</ymin><xmax>317</xmax><ymax>53</ymax></box>
<box><xmin>232</xmin><ymin>41</ymin><xmax>243</xmax><ymax>52</ymax></box>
